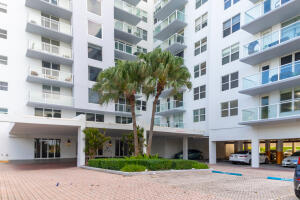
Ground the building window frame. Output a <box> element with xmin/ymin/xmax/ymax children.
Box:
<box><xmin>221</xmin><ymin>71</ymin><xmax>239</xmax><ymax>91</ymax></box>
<box><xmin>193</xmin><ymin>108</ymin><xmax>206</xmax><ymax>122</ymax></box>
<box><xmin>223</xmin><ymin>14</ymin><xmax>240</xmax><ymax>38</ymax></box>
<box><xmin>221</xmin><ymin>100</ymin><xmax>238</xmax><ymax>117</ymax></box>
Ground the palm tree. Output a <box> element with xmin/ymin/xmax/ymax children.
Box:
<box><xmin>93</xmin><ymin>60</ymin><xmax>146</xmax><ymax>156</ymax></box>
<box><xmin>139</xmin><ymin>48</ymin><xmax>192</xmax><ymax>156</ymax></box>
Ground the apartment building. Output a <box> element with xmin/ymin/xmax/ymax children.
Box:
<box><xmin>0</xmin><ymin>0</ymin><xmax>299</xmax><ymax>168</ymax></box>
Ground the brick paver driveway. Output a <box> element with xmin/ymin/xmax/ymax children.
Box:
<box><xmin>0</xmin><ymin>162</ymin><xmax>297</xmax><ymax>200</ymax></box>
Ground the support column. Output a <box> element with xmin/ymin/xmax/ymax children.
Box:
<box><xmin>236</xmin><ymin>141</ymin><xmax>243</xmax><ymax>152</ymax></box>
<box><xmin>77</xmin><ymin>126</ymin><xmax>86</xmax><ymax>167</ymax></box>
<box><xmin>292</xmin><ymin>142</ymin><xmax>295</xmax><ymax>153</ymax></box>
<box><xmin>244</xmin><ymin>143</ymin><xmax>249</xmax><ymax>151</ymax></box>
<box><xmin>251</xmin><ymin>138</ymin><xmax>260</xmax><ymax>168</ymax></box>
<box><xmin>276</xmin><ymin>140</ymin><xmax>283</xmax><ymax>165</ymax></box>
<box><xmin>183</xmin><ymin>136</ymin><xmax>188</xmax><ymax>160</ymax></box>
<box><xmin>209</xmin><ymin>140</ymin><xmax>217</xmax><ymax>164</ymax></box>
<box><xmin>265</xmin><ymin>141</ymin><xmax>271</xmax><ymax>160</ymax></box>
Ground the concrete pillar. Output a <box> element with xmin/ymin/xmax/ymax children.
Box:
<box><xmin>265</xmin><ymin>141</ymin><xmax>271</xmax><ymax>160</ymax></box>
<box><xmin>236</xmin><ymin>141</ymin><xmax>243</xmax><ymax>152</ymax></box>
<box><xmin>251</xmin><ymin>138</ymin><xmax>260</xmax><ymax>168</ymax></box>
<box><xmin>77</xmin><ymin>126</ymin><xmax>86</xmax><ymax>167</ymax></box>
<box><xmin>209</xmin><ymin>140</ymin><xmax>217</xmax><ymax>164</ymax></box>
<box><xmin>183</xmin><ymin>136</ymin><xmax>188</xmax><ymax>160</ymax></box>
<box><xmin>276</xmin><ymin>140</ymin><xmax>284</xmax><ymax>165</ymax></box>
<box><xmin>244</xmin><ymin>143</ymin><xmax>249</xmax><ymax>151</ymax></box>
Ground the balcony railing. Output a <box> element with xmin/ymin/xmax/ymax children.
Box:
<box><xmin>154</xmin><ymin>0</ymin><xmax>171</xmax><ymax>15</ymax></box>
<box><xmin>114</xmin><ymin>20</ymin><xmax>142</xmax><ymax>38</ymax></box>
<box><xmin>244</xmin><ymin>0</ymin><xmax>291</xmax><ymax>25</ymax></box>
<box><xmin>156</xmin><ymin>100</ymin><xmax>184</xmax><ymax>113</ymax></box>
<box><xmin>28</xmin><ymin>14</ymin><xmax>72</xmax><ymax>35</ymax></box>
<box><xmin>242</xmin><ymin>99</ymin><xmax>300</xmax><ymax>122</ymax></box>
<box><xmin>243</xmin><ymin>21</ymin><xmax>300</xmax><ymax>57</ymax></box>
<box><xmin>28</xmin><ymin>91</ymin><xmax>74</xmax><ymax>107</ymax></box>
<box><xmin>160</xmin><ymin>33</ymin><xmax>184</xmax><ymax>51</ymax></box>
<box><xmin>28</xmin><ymin>40</ymin><xmax>73</xmax><ymax>59</ymax></box>
<box><xmin>114</xmin><ymin>0</ymin><xmax>142</xmax><ymax>18</ymax></box>
<box><xmin>28</xmin><ymin>65</ymin><xmax>73</xmax><ymax>84</ymax></box>
<box><xmin>242</xmin><ymin>61</ymin><xmax>300</xmax><ymax>90</ymax></box>
<box><xmin>41</xmin><ymin>0</ymin><xmax>72</xmax><ymax>11</ymax></box>
<box><xmin>154</xmin><ymin>10</ymin><xmax>185</xmax><ymax>36</ymax></box>
<box><xmin>115</xmin><ymin>40</ymin><xmax>138</xmax><ymax>56</ymax></box>
<box><xmin>115</xmin><ymin>103</ymin><xmax>142</xmax><ymax>115</ymax></box>
<box><xmin>155</xmin><ymin>121</ymin><xmax>184</xmax><ymax>128</ymax></box>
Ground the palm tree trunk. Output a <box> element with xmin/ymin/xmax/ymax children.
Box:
<box><xmin>129</xmin><ymin>97</ymin><xmax>139</xmax><ymax>156</ymax></box>
<box><xmin>146</xmin><ymin>95</ymin><xmax>159</xmax><ymax>156</ymax></box>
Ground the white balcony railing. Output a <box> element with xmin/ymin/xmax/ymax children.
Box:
<box><xmin>242</xmin><ymin>99</ymin><xmax>300</xmax><ymax>122</ymax></box>
<box><xmin>244</xmin><ymin>0</ymin><xmax>291</xmax><ymax>25</ymax></box>
<box><xmin>41</xmin><ymin>0</ymin><xmax>72</xmax><ymax>11</ymax></box>
<box><xmin>115</xmin><ymin>40</ymin><xmax>139</xmax><ymax>56</ymax></box>
<box><xmin>28</xmin><ymin>14</ymin><xmax>72</xmax><ymax>35</ymax></box>
<box><xmin>156</xmin><ymin>100</ymin><xmax>184</xmax><ymax>113</ymax></box>
<box><xmin>114</xmin><ymin>0</ymin><xmax>142</xmax><ymax>18</ymax></box>
<box><xmin>155</xmin><ymin>121</ymin><xmax>184</xmax><ymax>128</ymax></box>
<box><xmin>28</xmin><ymin>40</ymin><xmax>73</xmax><ymax>59</ymax></box>
<box><xmin>115</xmin><ymin>103</ymin><xmax>142</xmax><ymax>115</ymax></box>
<box><xmin>114</xmin><ymin>20</ymin><xmax>142</xmax><ymax>38</ymax></box>
<box><xmin>28</xmin><ymin>91</ymin><xmax>74</xmax><ymax>107</ymax></box>
<box><xmin>28</xmin><ymin>65</ymin><xmax>73</xmax><ymax>84</ymax></box>
<box><xmin>242</xmin><ymin>61</ymin><xmax>300</xmax><ymax>90</ymax></box>
<box><xmin>160</xmin><ymin>33</ymin><xmax>184</xmax><ymax>51</ymax></box>
<box><xmin>243</xmin><ymin>21</ymin><xmax>300</xmax><ymax>57</ymax></box>
<box><xmin>154</xmin><ymin>10</ymin><xmax>185</xmax><ymax>35</ymax></box>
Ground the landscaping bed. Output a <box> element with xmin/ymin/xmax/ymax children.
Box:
<box><xmin>88</xmin><ymin>158</ymin><xmax>209</xmax><ymax>172</ymax></box>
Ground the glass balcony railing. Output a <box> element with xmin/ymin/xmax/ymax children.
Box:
<box><xmin>28</xmin><ymin>65</ymin><xmax>73</xmax><ymax>84</ymax></box>
<box><xmin>243</xmin><ymin>21</ymin><xmax>300</xmax><ymax>57</ymax></box>
<box><xmin>154</xmin><ymin>0</ymin><xmax>171</xmax><ymax>15</ymax></box>
<box><xmin>114</xmin><ymin>20</ymin><xmax>142</xmax><ymax>38</ymax></box>
<box><xmin>28</xmin><ymin>40</ymin><xmax>73</xmax><ymax>59</ymax></box>
<box><xmin>115</xmin><ymin>103</ymin><xmax>142</xmax><ymax>115</ymax></box>
<box><xmin>114</xmin><ymin>0</ymin><xmax>142</xmax><ymax>18</ymax></box>
<box><xmin>155</xmin><ymin>121</ymin><xmax>184</xmax><ymax>128</ymax></box>
<box><xmin>154</xmin><ymin>10</ymin><xmax>185</xmax><ymax>36</ymax></box>
<box><xmin>115</xmin><ymin>40</ymin><xmax>139</xmax><ymax>56</ymax></box>
<box><xmin>41</xmin><ymin>0</ymin><xmax>72</xmax><ymax>11</ymax></box>
<box><xmin>244</xmin><ymin>0</ymin><xmax>291</xmax><ymax>25</ymax></box>
<box><xmin>28</xmin><ymin>14</ymin><xmax>72</xmax><ymax>35</ymax></box>
<box><xmin>242</xmin><ymin>61</ymin><xmax>300</xmax><ymax>90</ymax></box>
<box><xmin>160</xmin><ymin>33</ymin><xmax>185</xmax><ymax>51</ymax></box>
<box><xmin>28</xmin><ymin>91</ymin><xmax>74</xmax><ymax>107</ymax></box>
<box><xmin>242</xmin><ymin>99</ymin><xmax>300</xmax><ymax>122</ymax></box>
<box><xmin>156</xmin><ymin>100</ymin><xmax>184</xmax><ymax>113</ymax></box>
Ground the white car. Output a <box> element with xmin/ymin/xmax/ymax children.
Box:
<box><xmin>229</xmin><ymin>151</ymin><xmax>269</xmax><ymax>165</ymax></box>
<box><xmin>282</xmin><ymin>151</ymin><xmax>300</xmax><ymax>167</ymax></box>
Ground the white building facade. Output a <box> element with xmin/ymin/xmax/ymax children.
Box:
<box><xmin>0</xmin><ymin>0</ymin><xmax>299</xmax><ymax>168</ymax></box>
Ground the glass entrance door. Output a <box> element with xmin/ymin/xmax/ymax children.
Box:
<box><xmin>34</xmin><ymin>139</ymin><xmax>61</xmax><ymax>159</ymax></box>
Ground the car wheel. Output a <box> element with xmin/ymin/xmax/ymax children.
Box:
<box><xmin>265</xmin><ymin>158</ymin><xmax>269</xmax><ymax>164</ymax></box>
<box><xmin>295</xmin><ymin>189</ymin><xmax>300</xmax><ymax>199</ymax></box>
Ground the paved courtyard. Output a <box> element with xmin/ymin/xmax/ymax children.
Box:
<box><xmin>0</xmin><ymin>162</ymin><xmax>297</xmax><ymax>200</ymax></box>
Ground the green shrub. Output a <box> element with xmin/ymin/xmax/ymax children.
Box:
<box><xmin>121</xmin><ymin>164</ymin><xmax>146</xmax><ymax>172</ymax></box>
<box><xmin>87</xmin><ymin>158</ymin><xmax>208</xmax><ymax>171</ymax></box>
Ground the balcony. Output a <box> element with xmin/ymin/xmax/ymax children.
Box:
<box><xmin>240</xmin><ymin>61</ymin><xmax>300</xmax><ymax>96</ymax></box>
<box><xmin>154</xmin><ymin>10</ymin><xmax>187</xmax><ymax>41</ymax></box>
<box><xmin>27</xmin><ymin>91</ymin><xmax>74</xmax><ymax>109</ymax></box>
<box><xmin>240</xmin><ymin>21</ymin><xmax>300</xmax><ymax>65</ymax></box>
<box><xmin>155</xmin><ymin>121</ymin><xmax>184</xmax><ymax>129</ymax></box>
<box><xmin>240</xmin><ymin>99</ymin><xmax>300</xmax><ymax>125</ymax></box>
<box><xmin>26</xmin><ymin>40</ymin><xmax>73</xmax><ymax>66</ymax></box>
<box><xmin>114</xmin><ymin>0</ymin><xmax>142</xmax><ymax>26</ymax></box>
<box><xmin>114</xmin><ymin>103</ymin><xmax>142</xmax><ymax>117</ymax></box>
<box><xmin>122</xmin><ymin>0</ymin><xmax>141</xmax><ymax>6</ymax></box>
<box><xmin>26</xmin><ymin>14</ymin><xmax>72</xmax><ymax>43</ymax></box>
<box><xmin>242</xmin><ymin>0</ymin><xmax>300</xmax><ymax>34</ymax></box>
<box><xmin>114</xmin><ymin>20</ymin><xmax>142</xmax><ymax>45</ymax></box>
<box><xmin>114</xmin><ymin>40</ymin><xmax>138</xmax><ymax>61</ymax></box>
<box><xmin>160</xmin><ymin>87</ymin><xmax>186</xmax><ymax>98</ymax></box>
<box><xmin>160</xmin><ymin>33</ymin><xmax>186</xmax><ymax>55</ymax></box>
<box><xmin>156</xmin><ymin>100</ymin><xmax>185</xmax><ymax>116</ymax></box>
<box><xmin>27</xmin><ymin>65</ymin><xmax>73</xmax><ymax>88</ymax></box>
<box><xmin>25</xmin><ymin>0</ymin><xmax>72</xmax><ymax>20</ymax></box>
<box><xmin>154</xmin><ymin>0</ymin><xmax>188</xmax><ymax>21</ymax></box>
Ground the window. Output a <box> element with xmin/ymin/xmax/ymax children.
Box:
<box><xmin>196</xmin><ymin>0</ymin><xmax>208</xmax><ymax>9</ymax></box>
<box><xmin>221</xmin><ymin>100</ymin><xmax>238</xmax><ymax>117</ymax></box>
<box><xmin>194</xmin><ymin>37</ymin><xmax>207</xmax><ymax>56</ymax></box>
<box><xmin>0</xmin><ymin>81</ymin><xmax>7</xmax><ymax>91</ymax></box>
<box><xmin>137</xmin><ymin>46</ymin><xmax>147</xmax><ymax>54</ymax></box>
<box><xmin>88</xmin><ymin>43</ymin><xmax>102</xmax><ymax>61</ymax></box>
<box><xmin>76</xmin><ymin>112</ymin><xmax>104</xmax><ymax>122</ymax></box>
<box><xmin>87</xmin><ymin>0</ymin><xmax>101</xmax><ymax>16</ymax></box>
<box><xmin>195</xmin><ymin>13</ymin><xmax>208</xmax><ymax>32</ymax></box>
<box><xmin>0</xmin><ymin>55</ymin><xmax>7</xmax><ymax>65</ymax></box>
<box><xmin>136</xmin><ymin>100</ymin><xmax>147</xmax><ymax>111</ymax></box>
<box><xmin>141</xmin><ymin>10</ymin><xmax>148</xmax><ymax>23</ymax></box>
<box><xmin>88</xmin><ymin>21</ymin><xmax>102</xmax><ymax>39</ymax></box>
<box><xmin>0</xmin><ymin>107</ymin><xmax>7</xmax><ymax>114</ymax></box>
<box><xmin>35</xmin><ymin>108</ymin><xmax>61</xmax><ymax>118</ymax></box>
<box><xmin>0</xmin><ymin>28</ymin><xmax>7</xmax><ymax>39</ymax></box>
<box><xmin>223</xmin><ymin>14</ymin><xmax>240</xmax><ymax>37</ymax></box>
<box><xmin>224</xmin><ymin>0</ymin><xmax>240</xmax><ymax>10</ymax></box>
<box><xmin>194</xmin><ymin>62</ymin><xmax>206</xmax><ymax>78</ymax></box>
<box><xmin>116</xmin><ymin>116</ymin><xmax>132</xmax><ymax>124</ymax></box>
<box><xmin>194</xmin><ymin>85</ymin><xmax>206</xmax><ymax>100</ymax></box>
<box><xmin>88</xmin><ymin>66</ymin><xmax>102</xmax><ymax>82</ymax></box>
<box><xmin>221</xmin><ymin>72</ymin><xmax>239</xmax><ymax>91</ymax></box>
<box><xmin>0</xmin><ymin>2</ymin><xmax>7</xmax><ymax>13</ymax></box>
<box><xmin>88</xmin><ymin>88</ymin><xmax>99</xmax><ymax>104</ymax></box>
<box><xmin>194</xmin><ymin>108</ymin><xmax>205</xmax><ymax>122</ymax></box>
<box><xmin>42</xmin><ymin>85</ymin><xmax>60</xmax><ymax>94</ymax></box>
<box><xmin>222</xmin><ymin>43</ymin><xmax>239</xmax><ymax>65</ymax></box>
<box><xmin>141</xmin><ymin>29</ymin><xmax>147</xmax><ymax>41</ymax></box>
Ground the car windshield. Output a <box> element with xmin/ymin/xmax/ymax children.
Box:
<box><xmin>235</xmin><ymin>151</ymin><xmax>249</xmax><ymax>154</ymax></box>
<box><xmin>291</xmin><ymin>151</ymin><xmax>300</xmax><ymax>156</ymax></box>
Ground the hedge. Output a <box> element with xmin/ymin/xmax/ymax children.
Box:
<box><xmin>88</xmin><ymin>158</ymin><xmax>208</xmax><ymax>171</ymax></box>
<box><xmin>121</xmin><ymin>164</ymin><xmax>147</xmax><ymax>172</ymax></box>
